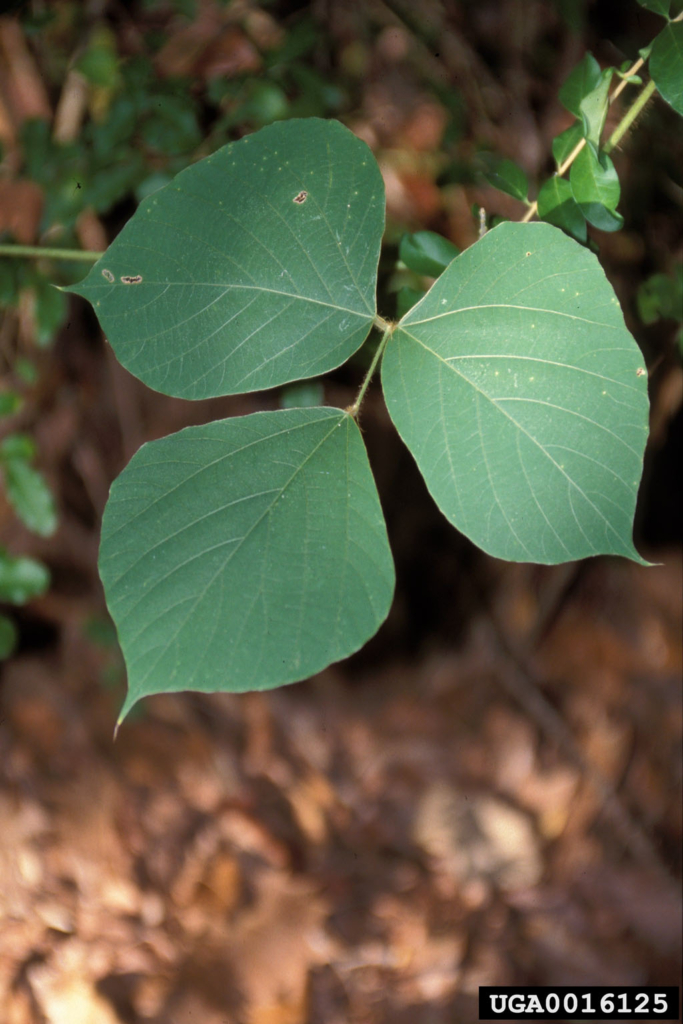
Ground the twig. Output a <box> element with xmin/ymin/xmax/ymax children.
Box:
<box><xmin>0</xmin><ymin>244</ymin><xmax>102</xmax><ymax>262</ymax></box>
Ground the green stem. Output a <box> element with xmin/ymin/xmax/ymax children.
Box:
<box><xmin>348</xmin><ymin>322</ymin><xmax>394</xmax><ymax>418</ymax></box>
<box><xmin>0</xmin><ymin>244</ymin><xmax>102</xmax><ymax>262</ymax></box>
<box><xmin>603</xmin><ymin>78</ymin><xmax>657</xmax><ymax>154</ymax></box>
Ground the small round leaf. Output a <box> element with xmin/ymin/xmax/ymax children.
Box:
<box><xmin>482</xmin><ymin>158</ymin><xmax>529</xmax><ymax>201</ymax></box>
<box><xmin>570</xmin><ymin>146</ymin><xmax>624</xmax><ymax>232</ymax></box>
<box><xmin>399</xmin><ymin>231</ymin><xmax>460</xmax><ymax>278</ymax></box>
<box><xmin>537</xmin><ymin>177</ymin><xmax>588</xmax><ymax>242</ymax></box>
<box><xmin>0</xmin><ymin>550</ymin><xmax>50</xmax><ymax>604</ymax></box>
<box><xmin>559</xmin><ymin>53</ymin><xmax>603</xmax><ymax>116</ymax></box>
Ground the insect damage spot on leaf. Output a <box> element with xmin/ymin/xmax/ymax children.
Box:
<box><xmin>293</xmin><ymin>191</ymin><xmax>308</xmax><ymax>204</ymax></box>
<box><xmin>636</xmin><ymin>367</ymin><xmax>647</xmax><ymax>376</ymax></box>
<box><xmin>101</xmin><ymin>269</ymin><xmax>115</xmax><ymax>283</ymax></box>
<box><xmin>121</xmin><ymin>275</ymin><xmax>143</xmax><ymax>285</ymax></box>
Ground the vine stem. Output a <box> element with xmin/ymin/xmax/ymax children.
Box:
<box><xmin>0</xmin><ymin>244</ymin><xmax>102</xmax><ymax>261</ymax></box>
<box><xmin>348</xmin><ymin>319</ymin><xmax>395</xmax><ymax>418</ymax></box>
<box><xmin>604</xmin><ymin>78</ymin><xmax>657</xmax><ymax>153</ymax></box>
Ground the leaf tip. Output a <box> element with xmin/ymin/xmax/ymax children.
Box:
<box><xmin>632</xmin><ymin>552</ymin><xmax>659</xmax><ymax>569</ymax></box>
<box><xmin>114</xmin><ymin>691</ymin><xmax>140</xmax><ymax>739</ymax></box>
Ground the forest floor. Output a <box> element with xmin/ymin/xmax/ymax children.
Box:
<box><xmin>1</xmin><ymin>542</ymin><xmax>681</xmax><ymax>1023</ymax></box>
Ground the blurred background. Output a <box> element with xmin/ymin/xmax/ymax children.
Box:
<box><xmin>0</xmin><ymin>1</ymin><xmax>681</xmax><ymax>1022</ymax></box>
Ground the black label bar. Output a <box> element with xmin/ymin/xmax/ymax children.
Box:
<box><xmin>479</xmin><ymin>986</ymin><xmax>680</xmax><ymax>1021</ymax></box>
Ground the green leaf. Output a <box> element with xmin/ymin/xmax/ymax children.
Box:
<box><xmin>537</xmin><ymin>177</ymin><xmax>588</xmax><ymax>242</ymax></box>
<box><xmin>2</xmin><ymin>459</ymin><xmax>57</xmax><ymax>537</ymax></box>
<box><xmin>396</xmin><ymin>285</ymin><xmax>426</xmax><ymax>319</ymax></box>
<box><xmin>135</xmin><ymin>171</ymin><xmax>173</xmax><ymax>203</ymax></box>
<box><xmin>399</xmin><ymin>231</ymin><xmax>460</xmax><ymax>278</ymax></box>
<box><xmin>100</xmin><ymin>408</ymin><xmax>395</xmax><ymax>720</ymax></box>
<box><xmin>0</xmin><ymin>614</ymin><xmax>17</xmax><ymax>659</ymax></box>
<box><xmin>637</xmin><ymin>267</ymin><xmax>683</xmax><ymax>323</ymax></box>
<box><xmin>0</xmin><ymin>392</ymin><xmax>23</xmax><ymax>416</ymax></box>
<box><xmin>15</xmin><ymin>359</ymin><xmax>37</xmax><ymax>385</ymax></box>
<box><xmin>552</xmin><ymin>122</ymin><xmax>584</xmax><ymax>169</ymax></box>
<box><xmin>75</xmin><ymin>29</ymin><xmax>121</xmax><ymax>89</ymax></box>
<box><xmin>34</xmin><ymin>278</ymin><xmax>68</xmax><ymax>347</ymax></box>
<box><xmin>381</xmin><ymin>222</ymin><xmax>649</xmax><ymax>565</ymax></box>
<box><xmin>67</xmin><ymin>119</ymin><xmax>385</xmax><ymax>400</ymax></box>
<box><xmin>570</xmin><ymin>145</ymin><xmax>624</xmax><ymax>231</ymax></box>
<box><xmin>0</xmin><ymin>548</ymin><xmax>50</xmax><ymax>604</ymax></box>
<box><xmin>82</xmin><ymin>157</ymin><xmax>147</xmax><ymax>216</ymax></box>
<box><xmin>650</xmin><ymin>22</ymin><xmax>683</xmax><ymax>116</ymax></box>
<box><xmin>1</xmin><ymin>433</ymin><xmax>36</xmax><ymax>461</ymax></box>
<box><xmin>245</xmin><ymin>81</ymin><xmax>290</xmax><ymax>126</ymax></box>
<box><xmin>0</xmin><ymin>259</ymin><xmax>19</xmax><ymax>306</ymax></box>
<box><xmin>636</xmin><ymin>0</ymin><xmax>670</xmax><ymax>16</ymax></box>
<box><xmin>559</xmin><ymin>53</ymin><xmax>603</xmax><ymax>116</ymax></box>
<box><xmin>617</xmin><ymin>61</ymin><xmax>643</xmax><ymax>85</ymax></box>
<box><xmin>578</xmin><ymin>68</ymin><xmax>614</xmax><ymax>145</ymax></box>
<box><xmin>140</xmin><ymin>92</ymin><xmax>201</xmax><ymax>157</ymax></box>
<box><xmin>482</xmin><ymin>158</ymin><xmax>529</xmax><ymax>201</ymax></box>
<box><xmin>279</xmin><ymin>381</ymin><xmax>324</xmax><ymax>408</ymax></box>
<box><xmin>551</xmin><ymin>0</ymin><xmax>585</xmax><ymax>33</ymax></box>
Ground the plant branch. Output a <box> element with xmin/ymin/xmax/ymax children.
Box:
<box><xmin>348</xmin><ymin>321</ymin><xmax>395</xmax><ymax>418</ymax></box>
<box><xmin>0</xmin><ymin>244</ymin><xmax>102</xmax><ymax>262</ymax></box>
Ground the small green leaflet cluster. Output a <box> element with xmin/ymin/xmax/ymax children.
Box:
<box><xmin>483</xmin><ymin>3</ymin><xmax>683</xmax><ymax>241</ymax></box>
<box><xmin>67</xmin><ymin>118</ymin><xmax>650</xmax><ymax>721</ymax></box>
<box><xmin>484</xmin><ymin>53</ymin><xmax>625</xmax><ymax>240</ymax></box>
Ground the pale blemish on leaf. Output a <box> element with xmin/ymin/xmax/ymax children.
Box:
<box><xmin>121</xmin><ymin>275</ymin><xmax>143</xmax><ymax>285</ymax></box>
<box><xmin>102</xmin><ymin>268</ymin><xmax>115</xmax><ymax>283</ymax></box>
<box><xmin>293</xmin><ymin>191</ymin><xmax>308</xmax><ymax>204</ymax></box>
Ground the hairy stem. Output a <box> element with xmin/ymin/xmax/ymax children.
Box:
<box><xmin>348</xmin><ymin>322</ymin><xmax>394</xmax><ymax>418</ymax></box>
<box><xmin>0</xmin><ymin>244</ymin><xmax>102</xmax><ymax>262</ymax></box>
<box><xmin>604</xmin><ymin>78</ymin><xmax>657</xmax><ymax>153</ymax></box>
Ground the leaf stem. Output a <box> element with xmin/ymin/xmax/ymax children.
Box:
<box><xmin>348</xmin><ymin>322</ymin><xmax>395</xmax><ymax>418</ymax></box>
<box><xmin>0</xmin><ymin>244</ymin><xmax>103</xmax><ymax>262</ymax></box>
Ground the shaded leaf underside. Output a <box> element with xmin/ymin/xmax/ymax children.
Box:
<box><xmin>101</xmin><ymin>408</ymin><xmax>395</xmax><ymax>718</ymax></box>
<box><xmin>68</xmin><ymin>119</ymin><xmax>385</xmax><ymax>399</ymax></box>
<box><xmin>382</xmin><ymin>222</ymin><xmax>649</xmax><ymax>564</ymax></box>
